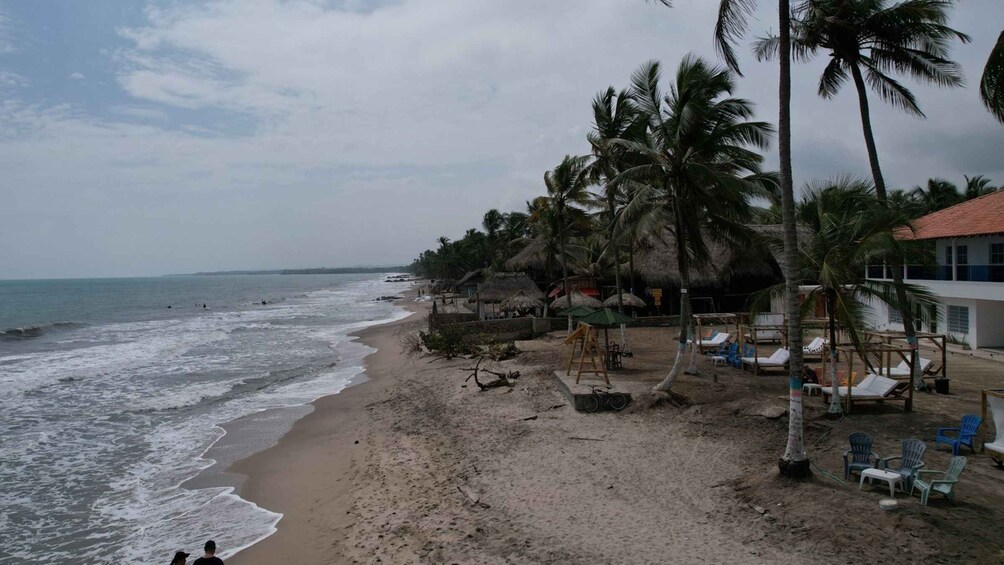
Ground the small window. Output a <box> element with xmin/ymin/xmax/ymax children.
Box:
<box><xmin>946</xmin><ymin>246</ymin><xmax>953</xmax><ymax>265</ymax></box>
<box><xmin>992</xmin><ymin>243</ymin><xmax>1004</xmax><ymax>265</ymax></box>
<box><xmin>956</xmin><ymin>245</ymin><xmax>968</xmax><ymax>264</ymax></box>
<box><xmin>888</xmin><ymin>307</ymin><xmax>902</xmax><ymax>324</ymax></box>
<box><xmin>947</xmin><ymin>305</ymin><xmax>969</xmax><ymax>334</ymax></box>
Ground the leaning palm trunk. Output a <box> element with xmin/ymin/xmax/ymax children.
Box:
<box><xmin>655</xmin><ymin>212</ymin><xmax>691</xmax><ymax>391</ymax></box>
<box><xmin>849</xmin><ymin>64</ymin><xmax>924</xmax><ymax>391</ymax></box>
<box><xmin>826</xmin><ymin>290</ymin><xmax>843</xmax><ymax>415</ymax></box>
<box><xmin>777</xmin><ymin>0</ymin><xmax>809</xmax><ymax>476</ymax></box>
<box><xmin>611</xmin><ymin>225</ymin><xmax>629</xmax><ymax>349</ymax></box>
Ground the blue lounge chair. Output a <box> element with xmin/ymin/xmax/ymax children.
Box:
<box><xmin>911</xmin><ymin>456</ymin><xmax>966</xmax><ymax>505</ymax></box>
<box><xmin>935</xmin><ymin>414</ymin><xmax>981</xmax><ymax>455</ymax></box>
<box><xmin>878</xmin><ymin>439</ymin><xmax>926</xmax><ymax>491</ymax></box>
<box><xmin>843</xmin><ymin>432</ymin><xmax>879</xmax><ymax>480</ymax></box>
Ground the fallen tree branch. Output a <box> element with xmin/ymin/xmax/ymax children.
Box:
<box><xmin>462</xmin><ymin>357</ymin><xmax>520</xmax><ymax>391</ymax></box>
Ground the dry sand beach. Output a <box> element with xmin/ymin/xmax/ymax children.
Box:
<box><xmin>228</xmin><ymin>287</ymin><xmax>1004</xmax><ymax>564</ymax></box>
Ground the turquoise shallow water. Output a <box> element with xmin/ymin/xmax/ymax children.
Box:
<box><xmin>0</xmin><ymin>274</ymin><xmax>410</xmax><ymax>563</ymax></box>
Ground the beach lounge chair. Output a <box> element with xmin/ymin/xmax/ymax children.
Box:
<box><xmin>821</xmin><ymin>375</ymin><xmax>907</xmax><ymax>410</ymax></box>
<box><xmin>803</xmin><ymin>337</ymin><xmax>824</xmax><ymax>354</ymax></box>
<box><xmin>844</xmin><ymin>432</ymin><xmax>879</xmax><ymax>480</ymax></box>
<box><xmin>935</xmin><ymin>415</ymin><xmax>981</xmax><ymax>455</ymax></box>
<box><xmin>984</xmin><ymin>391</ymin><xmax>1004</xmax><ymax>465</ymax></box>
<box><xmin>911</xmin><ymin>456</ymin><xmax>966</xmax><ymax>505</ymax></box>
<box><xmin>691</xmin><ymin>331</ymin><xmax>730</xmax><ymax>353</ymax></box>
<box><xmin>880</xmin><ymin>357</ymin><xmax>933</xmax><ymax>378</ymax></box>
<box><xmin>740</xmin><ymin>348</ymin><xmax>789</xmax><ymax>374</ymax></box>
<box><xmin>878</xmin><ymin>439</ymin><xmax>926</xmax><ymax>491</ymax></box>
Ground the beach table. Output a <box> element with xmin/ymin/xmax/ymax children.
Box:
<box><xmin>859</xmin><ymin>467</ymin><xmax>902</xmax><ymax>497</ymax></box>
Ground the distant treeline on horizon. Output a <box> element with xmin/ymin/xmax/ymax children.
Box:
<box><xmin>166</xmin><ymin>266</ymin><xmax>412</xmax><ymax>277</ymax></box>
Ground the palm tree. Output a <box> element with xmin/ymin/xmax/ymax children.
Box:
<box><xmin>436</xmin><ymin>236</ymin><xmax>451</xmax><ymax>280</ymax></box>
<box><xmin>911</xmin><ymin>178</ymin><xmax>962</xmax><ymax>214</ymax></box>
<box><xmin>482</xmin><ymin>209</ymin><xmax>505</xmax><ymax>268</ymax></box>
<box><xmin>963</xmin><ymin>174</ymin><xmax>996</xmax><ymax>199</ymax></box>
<box><xmin>587</xmin><ymin>86</ymin><xmax>643</xmax><ymax>317</ymax></box>
<box><xmin>698</xmin><ymin>0</ymin><xmax>809</xmax><ymax>477</ymax></box>
<box><xmin>981</xmin><ymin>31</ymin><xmax>1004</xmax><ymax>123</ymax></box>
<box><xmin>759</xmin><ymin>0</ymin><xmax>969</xmax><ymax>392</ymax></box>
<box><xmin>793</xmin><ymin>179</ymin><xmax>937</xmax><ymax>414</ymax></box>
<box><xmin>544</xmin><ymin>156</ymin><xmax>594</xmax><ymax>320</ymax></box>
<box><xmin>614</xmin><ymin>56</ymin><xmax>773</xmax><ymax>391</ymax></box>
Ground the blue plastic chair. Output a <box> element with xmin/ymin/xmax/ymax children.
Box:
<box><xmin>878</xmin><ymin>439</ymin><xmax>926</xmax><ymax>491</ymax></box>
<box><xmin>843</xmin><ymin>432</ymin><xmax>879</xmax><ymax>480</ymax></box>
<box><xmin>936</xmin><ymin>415</ymin><xmax>981</xmax><ymax>455</ymax></box>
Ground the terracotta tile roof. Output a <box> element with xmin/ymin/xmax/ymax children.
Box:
<box><xmin>899</xmin><ymin>190</ymin><xmax>1004</xmax><ymax>240</ymax></box>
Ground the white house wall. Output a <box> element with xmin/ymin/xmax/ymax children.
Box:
<box><xmin>975</xmin><ymin>299</ymin><xmax>1004</xmax><ymax>348</ymax></box>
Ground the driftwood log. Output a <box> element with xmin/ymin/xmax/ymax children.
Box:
<box><xmin>463</xmin><ymin>358</ymin><xmax>520</xmax><ymax>391</ymax></box>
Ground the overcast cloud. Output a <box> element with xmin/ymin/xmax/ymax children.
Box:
<box><xmin>1</xmin><ymin>0</ymin><xmax>1001</xmax><ymax>278</ymax></box>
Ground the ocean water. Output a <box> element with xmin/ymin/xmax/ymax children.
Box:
<box><xmin>0</xmin><ymin>274</ymin><xmax>411</xmax><ymax>563</ymax></box>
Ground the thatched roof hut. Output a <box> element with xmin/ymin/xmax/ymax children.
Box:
<box><xmin>551</xmin><ymin>290</ymin><xmax>603</xmax><ymax>311</ymax></box>
<box><xmin>632</xmin><ymin>226</ymin><xmax>787</xmax><ymax>287</ymax></box>
<box><xmin>603</xmin><ymin>292</ymin><xmax>647</xmax><ymax>309</ymax></box>
<box><xmin>499</xmin><ymin>291</ymin><xmax>544</xmax><ymax>312</ymax></box>
<box><xmin>471</xmin><ymin>272</ymin><xmax>544</xmax><ymax>304</ymax></box>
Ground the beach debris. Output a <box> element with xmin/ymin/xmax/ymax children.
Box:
<box><xmin>748</xmin><ymin>503</ymin><xmax>767</xmax><ymax>515</ymax></box>
<box><xmin>518</xmin><ymin>415</ymin><xmax>538</xmax><ymax>421</ymax></box>
<box><xmin>463</xmin><ymin>357</ymin><xmax>520</xmax><ymax>391</ymax></box>
<box><xmin>569</xmin><ymin>436</ymin><xmax>604</xmax><ymax>442</ymax></box>
<box><xmin>457</xmin><ymin>485</ymin><xmax>490</xmax><ymax>508</ymax></box>
<box><xmin>546</xmin><ymin>403</ymin><xmax>566</xmax><ymax>411</ymax></box>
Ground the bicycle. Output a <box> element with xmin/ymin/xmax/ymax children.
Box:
<box><xmin>582</xmin><ymin>384</ymin><xmax>629</xmax><ymax>413</ymax></box>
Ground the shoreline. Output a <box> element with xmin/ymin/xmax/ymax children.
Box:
<box><xmin>224</xmin><ymin>297</ymin><xmax>424</xmax><ymax>563</ymax></box>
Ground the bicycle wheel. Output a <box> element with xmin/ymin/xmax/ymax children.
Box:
<box><xmin>582</xmin><ymin>394</ymin><xmax>600</xmax><ymax>413</ymax></box>
<box><xmin>608</xmin><ymin>393</ymin><xmax>628</xmax><ymax>411</ymax></box>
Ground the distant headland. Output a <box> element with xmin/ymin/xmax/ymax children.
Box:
<box><xmin>165</xmin><ymin>266</ymin><xmax>411</xmax><ymax>277</ymax></box>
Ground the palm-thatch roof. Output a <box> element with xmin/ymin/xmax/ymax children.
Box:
<box><xmin>551</xmin><ymin>290</ymin><xmax>603</xmax><ymax>311</ymax></box>
<box><xmin>499</xmin><ymin>290</ymin><xmax>544</xmax><ymax>312</ymax></box>
<box><xmin>632</xmin><ymin>226</ymin><xmax>788</xmax><ymax>287</ymax></box>
<box><xmin>603</xmin><ymin>292</ymin><xmax>647</xmax><ymax>309</ymax></box>
<box><xmin>471</xmin><ymin>272</ymin><xmax>544</xmax><ymax>303</ymax></box>
<box><xmin>456</xmin><ymin>268</ymin><xmax>487</xmax><ymax>287</ymax></box>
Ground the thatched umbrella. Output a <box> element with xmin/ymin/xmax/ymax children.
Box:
<box><xmin>499</xmin><ymin>291</ymin><xmax>544</xmax><ymax>313</ymax></box>
<box><xmin>470</xmin><ymin>272</ymin><xmax>544</xmax><ymax>303</ymax></box>
<box><xmin>551</xmin><ymin>290</ymin><xmax>602</xmax><ymax>311</ymax></box>
<box><xmin>603</xmin><ymin>292</ymin><xmax>646</xmax><ymax>309</ymax></box>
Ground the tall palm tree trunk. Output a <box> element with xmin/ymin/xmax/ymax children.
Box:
<box><xmin>611</xmin><ymin>223</ymin><xmax>628</xmax><ymax>348</ymax></box>
<box><xmin>849</xmin><ymin>64</ymin><xmax>923</xmax><ymax>392</ymax></box>
<box><xmin>778</xmin><ymin>0</ymin><xmax>810</xmax><ymax>477</ymax></box>
<box><xmin>560</xmin><ymin>228</ymin><xmax>572</xmax><ymax>333</ymax></box>
<box><xmin>655</xmin><ymin>204</ymin><xmax>692</xmax><ymax>391</ymax></box>
<box><xmin>826</xmin><ymin>289</ymin><xmax>843</xmax><ymax>415</ymax></box>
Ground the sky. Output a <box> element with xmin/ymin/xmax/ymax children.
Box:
<box><xmin>1</xmin><ymin>0</ymin><xmax>1001</xmax><ymax>279</ymax></box>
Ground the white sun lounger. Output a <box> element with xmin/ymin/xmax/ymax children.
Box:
<box><xmin>741</xmin><ymin>348</ymin><xmax>790</xmax><ymax>374</ymax></box>
<box><xmin>689</xmin><ymin>332</ymin><xmax>730</xmax><ymax>352</ymax></box>
<box><xmin>984</xmin><ymin>392</ymin><xmax>1004</xmax><ymax>463</ymax></box>
<box><xmin>881</xmin><ymin>358</ymin><xmax>932</xmax><ymax>378</ymax></box>
<box><xmin>822</xmin><ymin>375</ymin><xmax>907</xmax><ymax>410</ymax></box>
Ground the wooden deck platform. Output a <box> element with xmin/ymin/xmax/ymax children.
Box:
<box><xmin>552</xmin><ymin>371</ymin><xmax>633</xmax><ymax>412</ymax></box>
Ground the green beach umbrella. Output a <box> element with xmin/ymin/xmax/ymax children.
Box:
<box><xmin>578</xmin><ymin>307</ymin><xmax>634</xmax><ymax>357</ymax></box>
<box><xmin>563</xmin><ymin>304</ymin><xmax>597</xmax><ymax>319</ymax></box>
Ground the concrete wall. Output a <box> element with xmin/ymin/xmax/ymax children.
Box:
<box><xmin>975</xmin><ymin>299</ymin><xmax>1004</xmax><ymax>348</ymax></box>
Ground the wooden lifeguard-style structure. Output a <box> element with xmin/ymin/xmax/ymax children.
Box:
<box><xmin>692</xmin><ymin>313</ymin><xmax>738</xmax><ymax>351</ymax></box>
<box><xmin>831</xmin><ymin>343</ymin><xmax>915</xmax><ymax>413</ymax></box>
<box><xmin>564</xmin><ymin>323</ymin><xmax>609</xmax><ymax>385</ymax></box>
<box><xmin>864</xmin><ymin>330</ymin><xmax>948</xmax><ymax>380</ymax></box>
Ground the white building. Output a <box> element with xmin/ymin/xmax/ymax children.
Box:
<box><xmin>867</xmin><ymin>191</ymin><xmax>1004</xmax><ymax>350</ymax></box>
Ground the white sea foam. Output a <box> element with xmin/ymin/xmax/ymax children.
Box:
<box><xmin>0</xmin><ymin>274</ymin><xmax>412</xmax><ymax>563</ymax></box>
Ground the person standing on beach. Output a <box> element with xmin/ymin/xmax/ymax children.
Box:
<box><xmin>169</xmin><ymin>550</ymin><xmax>189</xmax><ymax>565</ymax></box>
<box><xmin>192</xmin><ymin>540</ymin><xmax>224</xmax><ymax>565</ymax></box>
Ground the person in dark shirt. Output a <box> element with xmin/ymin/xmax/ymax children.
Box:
<box><xmin>169</xmin><ymin>550</ymin><xmax>189</xmax><ymax>565</ymax></box>
<box><xmin>192</xmin><ymin>540</ymin><xmax>224</xmax><ymax>565</ymax></box>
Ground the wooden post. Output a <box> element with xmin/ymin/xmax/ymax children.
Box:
<box><xmin>846</xmin><ymin>347</ymin><xmax>853</xmax><ymax>414</ymax></box>
<box><xmin>941</xmin><ymin>334</ymin><xmax>947</xmax><ymax>379</ymax></box>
